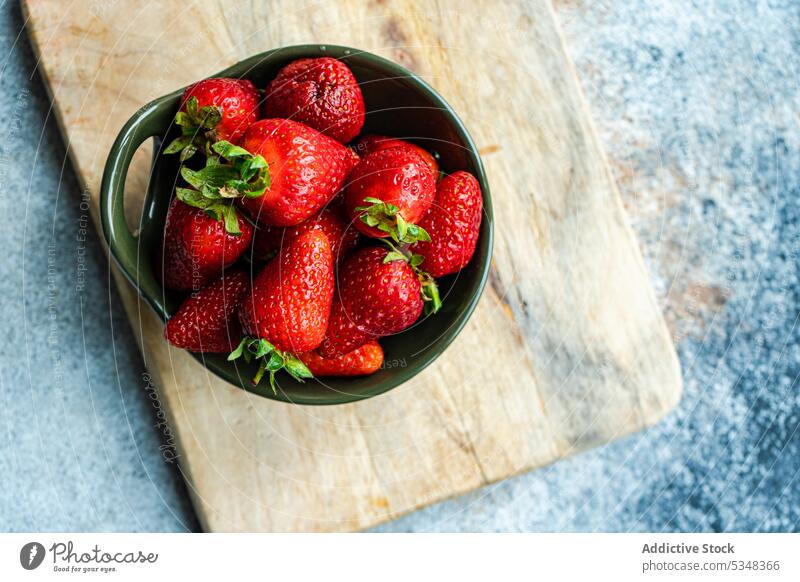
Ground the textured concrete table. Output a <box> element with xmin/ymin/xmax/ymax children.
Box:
<box><xmin>1</xmin><ymin>0</ymin><xmax>798</xmax><ymax>532</ymax></box>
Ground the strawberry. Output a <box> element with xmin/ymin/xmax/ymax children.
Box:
<box><xmin>318</xmin><ymin>246</ymin><xmax>424</xmax><ymax>357</ymax></box>
<box><xmin>250</xmin><ymin>203</ymin><xmax>359</xmax><ymax>264</ymax></box>
<box><xmin>317</xmin><ymin>296</ymin><xmax>373</xmax><ymax>358</ymax></box>
<box><xmin>411</xmin><ymin>171</ymin><xmax>483</xmax><ymax>277</ymax></box>
<box><xmin>164</xmin><ymin>270</ymin><xmax>250</xmax><ymax>352</ymax></box>
<box><xmin>238</xmin><ymin>119</ymin><xmax>357</xmax><ymax>227</ymax></box>
<box><xmin>354</xmin><ymin>134</ymin><xmax>439</xmax><ymax>176</ymax></box>
<box><xmin>299</xmin><ymin>340</ymin><xmax>384</xmax><ymax>377</ymax></box>
<box><xmin>157</xmin><ymin>196</ymin><xmax>253</xmax><ymax>292</ymax></box>
<box><xmin>165</xmin><ymin>78</ymin><xmax>260</xmax><ymax>161</ymax></box>
<box><xmin>263</xmin><ymin>57</ymin><xmax>365</xmax><ymax>143</ymax></box>
<box><xmin>232</xmin><ymin>230</ymin><xmax>334</xmax><ymax>389</ymax></box>
<box><xmin>344</xmin><ymin>146</ymin><xmax>436</xmax><ymax>241</ymax></box>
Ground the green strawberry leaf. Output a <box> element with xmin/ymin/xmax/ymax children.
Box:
<box><xmin>179</xmin><ymin>167</ymin><xmax>204</xmax><ymax>190</ymax></box>
<box><xmin>174</xmin><ymin>111</ymin><xmax>193</xmax><ymax>128</ymax></box>
<box><xmin>285</xmin><ymin>355</ymin><xmax>313</xmax><ymax>381</ymax></box>
<box><xmin>396</xmin><ymin>213</ymin><xmax>408</xmax><ymax>240</ymax></box>
<box><xmin>179</xmin><ymin>144</ymin><xmax>198</xmax><ymax>162</ymax></box>
<box><xmin>198</xmin><ymin>105</ymin><xmax>223</xmax><ymax>129</ymax></box>
<box><xmin>409</xmin><ymin>253</ymin><xmax>425</xmax><ymax>267</ymax></box>
<box><xmin>203</xmin><ymin>207</ymin><xmax>222</xmax><ymax>222</ymax></box>
<box><xmin>421</xmin><ymin>274</ymin><xmax>442</xmax><ymax>315</ymax></box>
<box><xmin>222</xmin><ymin>205</ymin><xmax>242</xmax><ymax>236</ymax></box>
<box><xmin>227</xmin><ymin>338</ymin><xmax>249</xmax><ymax>361</ymax></box>
<box><xmin>383</xmin><ymin>251</ymin><xmax>406</xmax><ymax>263</ymax></box>
<box><xmin>176</xmin><ymin>187</ymin><xmax>210</xmax><ymax>209</ymax></box>
<box><xmin>253</xmin><ymin>338</ymin><xmax>275</xmax><ymax>359</ymax></box>
<box><xmin>212</xmin><ymin>140</ymin><xmax>251</xmax><ymax>160</ymax></box>
<box><xmin>406</xmin><ymin>223</ymin><xmax>431</xmax><ymax>243</ymax></box>
<box><xmin>164</xmin><ymin>136</ymin><xmax>191</xmax><ymax>154</ymax></box>
<box><xmin>267</xmin><ymin>351</ymin><xmax>285</xmax><ymax>372</ymax></box>
<box><xmin>186</xmin><ymin>96</ymin><xmax>199</xmax><ymax>118</ymax></box>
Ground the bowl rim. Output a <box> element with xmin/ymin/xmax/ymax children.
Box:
<box><xmin>100</xmin><ymin>43</ymin><xmax>494</xmax><ymax>405</ymax></box>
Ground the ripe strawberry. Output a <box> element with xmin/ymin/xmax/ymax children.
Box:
<box><xmin>239</xmin><ymin>119</ymin><xmax>357</xmax><ymax>227</ymax></box>
<box><xmin>165</xmin><ymin>78</ymin><xmax>260</xmax><ymax>161</ymax></box>
<box><xmin>181</xmin><ymin>78</ymin><xmax>259</xmax><ymax>143</ymax></box>
<box><xmin>318</xmin><ymin>247</ymin><xmax>423</xmax><ymax>357</ymax></box>
<box><xmin>317</xmin><ymin>296</ymin><xmax>373</xmax><ymax>358</ymax></box>
<box><xmin>411</xmin><ymin>171</ymin><xmax>483</xmax><ymax>277</ymax></box>
<box><xmin>344</xmin><ymin>147</ymin><xmax>436</xmax><ymax>240</ymax></box>
<box><xmin>164</xmin><ymin>270</ymin><xmax>250</xmax><ymax>352</ymax></box>
<box><xmin>354</xmin><ymin>134</ymin><xmax>439</xmax><ymax>176</ymax></box>
<box><xmin>233</xmin><ymin>231</ymin><xmax>334</xmax><ymax>389</ymax></box>
<box><xmin>299</xmin><ymin>340</ymin><xmax>384</xmax><ymax>377</ymax></box>
<box><xmin>250</xmin><ymin>203</ymin><xmax>359</xmax><ymax>264</ymax></box>
<box><xmin>264</xmin><ymin>57</ymin><xmax>365</xmax><ymax>143</ymax></box>
<box><xmin>157</xmin><ymin>196</ymin><xmax>253</xmax><ymax>292</ymax></box>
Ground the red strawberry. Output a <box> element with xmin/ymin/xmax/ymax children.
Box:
<box><xmin>164</xmin><ymin>270</ymin><xmax>250</xmax><ymax>352</ymax></box>
<box><xmin>158</xmin><ymin>196</ymin><xmax>253</xmax><ymax>292</ymax></box>
<box><xmin>238</xmin><ymin>230</ymin><xmax>334</xmax><ymax>354</ymax></box>
<box><xmin>165</xmin><ymin>78</ymin><xmax>260</xmax><ymax>162</ymax></box>
<box><xmin>318</xmin><ymin>247</ymin><xmax>423</xmax><ymax>357</ymax></box>
<box><xmin>181</xmin><ymin>78</ymin><xmax>259</xmax><ymax>143</ymax></box>
<box><xmin>317</xmin><ymin>296</ymin><xmax>373</xmax><ymax>357</ymax></box>
<box><xmin>233</xmin><ymin>230</ymin><xmax>334</xmax><ymax>389</ymax></box>
<box><xmin>264</xmin><ymin>57</ymin><xmax>365</xmax><ymax>143</ymax></box>
<box><xmin>250</xmin><ymin>204</ymin><xmax>359</xmax><ymax>264</ymax></box>
<box><xmin>344</xmin><ymin>147</ymin><xmax>436</xmax><ymax>240</ymax></box>
<box><xmin>239</xmin><ymin>119</ymin><xmax>357</xmax><ymax>227</ymax></box>
<box><xmin>299</xmin><ymin>340</ymin><xmax>384</xmax><ymax>377</ymax></box>
<box><xmin>354</xmin><ymin>134</ymin><xmax>439</xmax><ymax>176</ymax></box>
<box><xmin>411</xmin><ymin>171</ymin><xmax>483</xmax><ymax>277</ymax></box>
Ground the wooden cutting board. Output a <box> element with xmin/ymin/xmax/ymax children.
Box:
<box><xmin>23</xmin><ymin>0</ymin><xmax>682</xmax><ymax>531</ymax></box>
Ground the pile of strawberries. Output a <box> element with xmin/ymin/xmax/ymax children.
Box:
<box><xmin>158</xmin><ymin>57</ymin><xmax>483</xmax><ymax>391</ymax></box>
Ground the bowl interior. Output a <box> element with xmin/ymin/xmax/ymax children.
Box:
<box><xmin>133</xmin><ymin>45</ymin><xmax>492</xmax><ymax>404</ymax></box>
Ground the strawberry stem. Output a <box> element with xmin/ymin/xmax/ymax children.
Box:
<box><xmin>228</xmin><ymin>336</ymin><xmax>314</xmax><ymax>393</ymax></box>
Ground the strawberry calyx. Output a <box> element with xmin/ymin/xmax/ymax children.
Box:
<box><xmin>176</xmin><ymin>141</ymin><xmax>269</xmax><ymax>236</ymax></box>
<box><xmin>355</xmin><ymin>197</ymin><xmax>431</xmax><ymax>245</ymax></box>
<box><xmin>163</xmin><ymin>96</ymin><xmax>223</xmax><ymax>161</ymax></box>
<box><xmin>228</xmin><ymin>336</ymin><xmax>313</xmax><ymax>393</ymax></box>
<box><xmin>380</xmin><ymin>239</ymin><xmax>442</xmax><ymax>315</ymax></box>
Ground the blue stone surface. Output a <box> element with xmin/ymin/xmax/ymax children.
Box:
<box><xmin>1</xmin><ymin>0</ymin><xmax>798</xmax><ymax>532</ymax></box>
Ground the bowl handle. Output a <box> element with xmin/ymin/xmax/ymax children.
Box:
<box><xmin>100</xmin><ymin>100</ymin><xmax>175</xmax><ymax>320</ymax></box>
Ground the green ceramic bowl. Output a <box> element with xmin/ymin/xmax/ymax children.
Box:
<box><xmin>100</xmin><ymin>44</ymin><xmax>493</xmax><ymax>405</ymax></box>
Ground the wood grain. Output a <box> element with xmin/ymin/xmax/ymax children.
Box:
<box><xmin>22</xmin><ymin>0</ymin><xmax>682</xmax><ymax>531</ymax></box>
